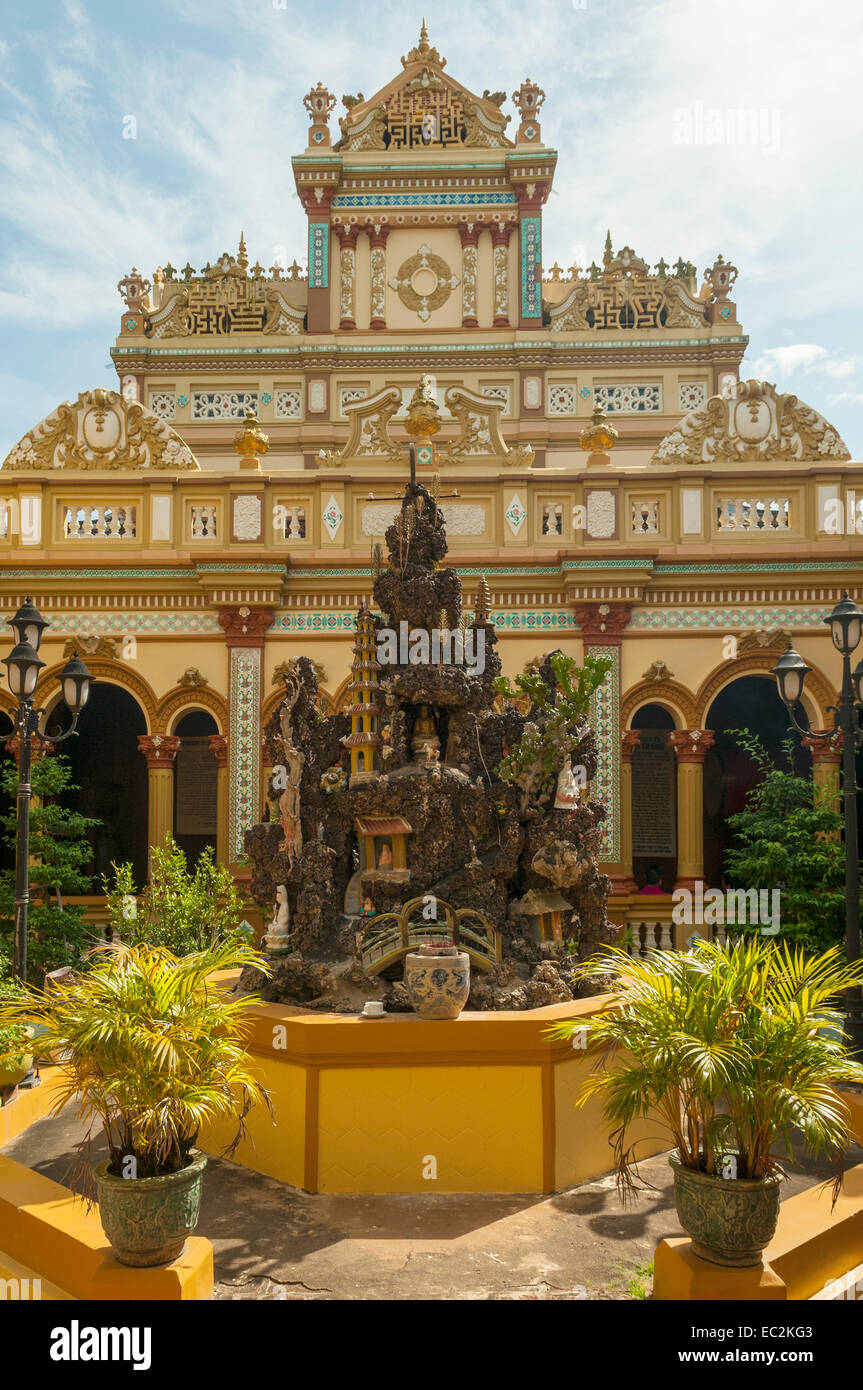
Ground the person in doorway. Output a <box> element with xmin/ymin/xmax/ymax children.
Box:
<box><xmin>638</xmin><ymin>865</ymin><xmax>664</xmax><ymax>895</ymax></box>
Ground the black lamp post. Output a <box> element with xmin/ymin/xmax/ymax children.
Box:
<box><xmin>2</xmin><ymin>598</ymin><xmax>92</xmax><ymax>984</ymax></box>
<box><xmin>771</xmin><ymin>592</ymin><xmax>863</xmax><ymax>1051</ymax></box>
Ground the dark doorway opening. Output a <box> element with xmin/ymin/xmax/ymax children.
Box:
<box><xmin>48</xmin><ymin>684</ymin><xmax>149</xmax><ymax>889</ymax></box>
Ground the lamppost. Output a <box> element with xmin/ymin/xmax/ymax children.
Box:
<box><xmin>2</xmin><ymin>598</ymin><xmax>93</xmax><ymax>984</ymax></box>
<box><xmin>772</xmin><ymin>592</ymin><xmax>863</xmax><ymax>1050</ymax></box>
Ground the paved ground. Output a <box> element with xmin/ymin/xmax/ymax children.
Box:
<box><xmin>4</xmin><ymin>1105</ymin><xmax>857</xmax><ymax>1300</ymax></box>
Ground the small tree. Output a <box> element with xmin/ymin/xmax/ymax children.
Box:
<box><xmin>723</xmin><ymin>729</ymin><xmax>849</xmax><ymax>953</ymax></box>
<box><xmin>104</xmin><ymin>836</ymin><xmax>249</xmax><ymax>955</ymax></box>
<box><xmin>0</xmin><ymin>754</ymin><xmax>101</xmax><ymax>985</ymax></box>
<box><xmin>493</xmin><ymin>651</ymin><xmax>613</xmax><ymax>815</ymax></box>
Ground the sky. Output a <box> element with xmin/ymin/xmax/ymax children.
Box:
<box><xmin>0</xmin><ymin>0</ymin><xmax>861</xmax><ymax>457</ymax></box>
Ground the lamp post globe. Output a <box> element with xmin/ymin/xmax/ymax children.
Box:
<box><xmin>2</xmin><ymin>641</ymin><xmax>45</xmax><ymax>700</ymax></box>
<box><xmin>58</xmin><ymin>650</ymin><xmax>93</xmax><ymax>715</ymax></box>
<box><xmin>9</xmin><ymin>597</ymin><xmax>49</xmax><ymax>653</ymax></box>
<box><xmin>770</xmin><ymin>642</ymin><xmax>811</xmax><ymax>708</ymax></box>
<box><xmin>826</xmin><ymin>593</ymin><xmax>863</xmax><ymax>658</ymax></box>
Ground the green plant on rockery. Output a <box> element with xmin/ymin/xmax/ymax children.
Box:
<box><xmin>103</xmin><ymin>836</ymin><xmax>251</xmax><ymax>956</ymax></box>
<box><xmin>723</xmin><ymin>728</ymin><xmax>849</xmax><ymax>953</ymax></box>
<box><xmin>493</xmin><ymin>651</ymin><xmax>612</xmax><ymax>815</ymax></box>
<box><xmin>0</xmin><ymin>753</ymin><xmax>101</xmax><ymax>986</ymax></box>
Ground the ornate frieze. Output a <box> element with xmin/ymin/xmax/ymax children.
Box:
<box><xmin>140</xmin><ymin>241</ymin><xmax>306</xmax><ymax>338</ymax></box>
<box><xmin>651</xmin><ymin>379</ymin><xmax>850</xmax><ymax>466</ymax></box>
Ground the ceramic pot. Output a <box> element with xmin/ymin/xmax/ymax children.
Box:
<box><xmin>95</xmin><ymin>1149</ymin><xmax>207</xmax><ymax>1267</ymax></box>
<box><xmin>0</xmin><ymin>1027</ymin><xmax>34</xmax><ymax>1094</ymax></box>
<box><xmin>403</xmin><ymin>945</ymin><xmax>470</xmax><ymax>1020</ymax></box>
<box><xmin>669</xmin><ymin>1150</ymin><xmax>782</xmax><ymax>1267</ymax></box>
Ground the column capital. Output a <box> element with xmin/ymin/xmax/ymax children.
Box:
<box><xmin>669</xmin><ymin>728</ymin><xmax>715</xmax><ymax>764</ymax></box>
<box><xmin>457</xmin><ymin>219</ymin><xmax>481</xmax><ymax>247</ymax></box>
<box><xmin>217</xmin><ymin>606</ymin><xmax>275</xmax><ymax>649</ymax></box>
<box><xmin>208</xmin><ymin>732</ymin><xmax>229</xmax><ymax>768</ymax></box>
<box><xmin>574</xmin><ymin>602</ymin><xmax>632</xmax><ymax>646</ymax></box>
<box><xmin>490</xmin><ymin>219</ymin><xmax>516</xmax><ymax>246</ymax></box>
<box><xmin>620</xmin><ymin>729</ymin><xmax>641</xmax><ymax>763</ymax></box>
<box><xmin>365</xmin><ymin>221</ymin><xmax>390</xmax><ymax>249</ymax></box>
<box><xmin>334</xmin><ymin>222</ymin><xmax>359</xmax><ymax>249</ymax></box>
<box><xmin>137</xmin><ymin>734</ymin><xmax>181</xmax><ymax>768</ymax></box>
<box><xmin>4</xmin><ymin>732</ymin><xmax>54</xmax><ymax>765</ymax></box>
<box><xmin>801</xmin><ymin>729</ymin><xmax>843</xmax><ymax>764</ymax></box>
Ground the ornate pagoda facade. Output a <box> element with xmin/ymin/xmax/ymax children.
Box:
<box><xmin>0</xmin><ymin>24</ymin><xmax>859</xmax><ymax>937</ymax></box>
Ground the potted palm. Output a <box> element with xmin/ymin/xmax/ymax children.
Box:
<box><xmin>0</xmin><ymin>939</ymin><xmax>272</xmax><ymax>1267</ymax></box>
<box><xmin>549</xmin><ymin>938</ymin><xmax>863</xmax><ymax>1267</ymax></box>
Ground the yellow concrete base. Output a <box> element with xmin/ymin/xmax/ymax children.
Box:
<box><xmin>655</xmin><ymin>1160</ymin><xmax>863</xmax><ymax>1301</ymax></box>
<box><xmin>200</xmin><ymin>980</ymin><xmax>667</xmax><ymax>1194</ymax></box>
<box><xmin>0</xmin><ymin>1155</ymin><xmax>213</xmax><ymax>1300</ymax></box>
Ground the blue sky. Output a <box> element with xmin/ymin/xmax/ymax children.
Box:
<box><xmin>1</xmin><ymin>0</ymin><xmax>861</xmax><ymax>457</ymax></box>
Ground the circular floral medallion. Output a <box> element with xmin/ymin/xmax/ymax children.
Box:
<box><xmin>387</xmin><ymin>243</ymin><xmax>460</xmax><ymax>322</ymax></box>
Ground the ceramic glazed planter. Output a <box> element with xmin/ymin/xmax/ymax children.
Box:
<box><xmin>0</xmin><ymin>1027</ymin><xmax>34</xmax><ymax>1096</ymax></box>
<box><xmin>404</xmin><ymin>944</ymin><xmax>470</xmax><ymax>1020</ymax></box>
<box><xmin>669</xmin><ymin>1150</ymin><xmax>782</xmax><ymax>1267</ymax></box>
<box><xmin>95</xmin><ymin>1149</ymin><xmax>207</xmax><ymax>1267</ymax></box>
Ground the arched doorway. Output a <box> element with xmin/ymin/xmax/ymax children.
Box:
<box><xmin>172</xmin><ymin>710</ymin><xmax>219</xmax><ymax>870</ymax></box>
<box><xmin>703</xmin><ymin>673</ymin><xmax>811</xmax><ymax>887</ymax></box>
<box><xmin>47</xmin><ymin>684</ymin><xmax>149</xmax><ymax>888</ymax></box>
<box><xmin>631</xmin><ymin>703</ymin><xmax>677</xmax><ymax>891</ymax></box>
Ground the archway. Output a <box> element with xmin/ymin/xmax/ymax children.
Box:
<box><xmin>172</xmin><ymin>709</ymin><xmax>219</xmax><ymax>870</ymax></box>
<box><xmin>631</xmin><ymin>702</ymin><xmax>678</xmax><ymax>891</ymax></box>
<box><xmin>47</xmin><ymin>684</ymin><xmax>149</xmax><ymax>888</ymax></box>
<box><xmin>702</xmin><ymin>672</ymin><xmax>811</xmax><ymax>887</ymax></box>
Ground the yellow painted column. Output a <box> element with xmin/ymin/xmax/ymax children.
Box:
<box><xmin>669</xmin><ymin>729</ymin><xmax>715</xmax><ymax>890</ymax></box>
<box><xmin>137</xmin><ymin>735</ymin><xmax>181</xmax><ymax>860</ymax></box>
<box><xmin>208</xmin><ymin>734</ymin><xmax>229</xmax><ymax>867</ymax></box>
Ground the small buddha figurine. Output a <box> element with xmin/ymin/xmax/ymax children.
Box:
<box><xmin>377</xmin><ymin>842</ymin><xmax>393</xmax><ymax>870</ymax></box>
<box><xmin>361</xmin><ymin>895</ymin><xmax>376</xmax><ymax>916</ymax></box>
<box><xmin>554</xmin><ymin>760</ymin><xmax>582</xmax><ymax>810</ymax></box>
<box><xmin>263</xmin><ymin>885</ymin><xmax>292</xmax><ymax>954</ymax></box>
<box><xmin>411</xmin><ymin>704</ymin><xmax>441</xmax><ymax>765</ymax></box>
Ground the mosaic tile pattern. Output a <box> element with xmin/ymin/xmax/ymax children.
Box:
<box><xmin>629</xmin><ymin>607</ymin><xmax>830</xmax><ymax>630</ymax></box>
<box><xmin>27</xmin><ymin>612</ymin><xmax>221</xmax><ymax>633</ymax></box>
<box><xmin>520</xmin><ymin>217</ymin><xmax>541</xmax><ymax>319</ymax></box>
<box><xmin>331</xmin><ymin>192</ymin><xmax>517</xmax><ymax>208</ymax></box>
<box><xmin>309</xmin><ymin>224</ymin><xmax>329</xmax><ymax>289</ymax></box>
<box><xmin>590</xmin><ymin>644</ymin><xmax>621</xmax><ymax>863</ymax></box>
<box><xmin>229</xmin><ymin>647</ymin><xmax>261</xmax><ymax>860</ymax></box>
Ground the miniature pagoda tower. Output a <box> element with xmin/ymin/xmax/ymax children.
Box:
<box><xmin>343</xmin><ymin>599</ymin><xmax>382</xmax><ymax>785</ymax></box>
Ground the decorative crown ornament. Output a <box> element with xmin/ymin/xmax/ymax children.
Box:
<box><xmin>233</xmin><ymin>409</ymin><xmax>269</xmax><ymax>469</ymax></box>
<box><xmin>404</xmin><ymin>376</ymin><xmax>442</xmax><ymax>440</ymax></box>
<box><xmin>579</xmin><ymin>404</ymin><xmax>619</xmax><ymax>454</ymax></box>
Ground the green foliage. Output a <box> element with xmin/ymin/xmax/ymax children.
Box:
<box><xmin>493</xmin><ymin>651</ymin><xmax>613</xmax><ymax>813</ymax></box>
<box><xmin>624</xmin><ymin>1260</ymin><xmax>653</xmax><ymax>1301</ymax></box>
<box><xmin>0</xmin><ymin>754</ymin><xmax>101</xmax><ymax>985</ymax></box>
<box><xmin>723</xmin><ymin>729</ymin><xmax>848</xmax><ymax>952</ymax></box>
<box><xmin>104</xmin><ymin>837</ymin><xmax>249</xmax><ymax>955</ymax></box>
<box><xmin>0</xmin><ymin>939</ymin><xmax>273</xmax><ymax>1183</ymax></box>
<box><xmin>549</xmin><ymin>938</ymin><xmax>863</xmax><ymax>1198</ymax></box>
<box><xmin>0</xmin><ymin>1020</ymin><xmax>31</xmax><ymax>1071</ymax></box>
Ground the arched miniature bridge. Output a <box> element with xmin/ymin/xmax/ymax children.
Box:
<box><xmin>358</xmin><ymin>896</ymin><xmax>502</xmax><ymax>977</ymax></box>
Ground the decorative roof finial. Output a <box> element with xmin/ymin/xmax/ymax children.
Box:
<box><xmin>237</xmin><ymin>232</ymin><xmax>248</xmax><ymax>271</ymax></box>
<box><xmin>405</xmin><ymin>376</ymin><xmax>442</xmax><ymax>441</ymax></box>
<box><xmin>233</xmin><ymin>409</ymin><xmax>269</xmax><ymax>471</ymax></box>
<box><xmin>402</xmin><ymin>21</ymin><xmax>445</xmax><ymax>68</ymax></box>
<box><xmin>579</xmin><ymin>403</ymin><xmax>618</xmax><ymax>458</ymax></box>
<box><xmin>603</xmin><ymin>230</ymin><xmax>613</xmax><ymax>268</ymax></box>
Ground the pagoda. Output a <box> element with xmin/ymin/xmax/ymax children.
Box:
<box><xmin>342</xmin><ymin>600</ymin><xmax>382</xmax><ymax>784</ymax></box>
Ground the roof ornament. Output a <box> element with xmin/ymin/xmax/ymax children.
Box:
<box><xmin>303</xmin><ymin>81</ymin><xmax>336</xmax><ymax>147</ymax></box>
<box><xmin>401</xmin><ymin>19</ymin><xmax>446</xmax><ymax>69</ymax></box>
<box><xmin>512</xmin><ymin>78</ymin><xmax>546</xmax><ymax>144</ymax></box>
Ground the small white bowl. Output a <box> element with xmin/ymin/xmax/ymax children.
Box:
<box><xmin>362</xmin><ymin>1001</ymin><xmax>385</xmax><ymax>1017</ymax></box>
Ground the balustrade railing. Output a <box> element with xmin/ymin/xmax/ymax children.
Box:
<box><xmin>63</xmin><ymin>505</ymin><xmax>137</xmax><ymax>539</ymax></box>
